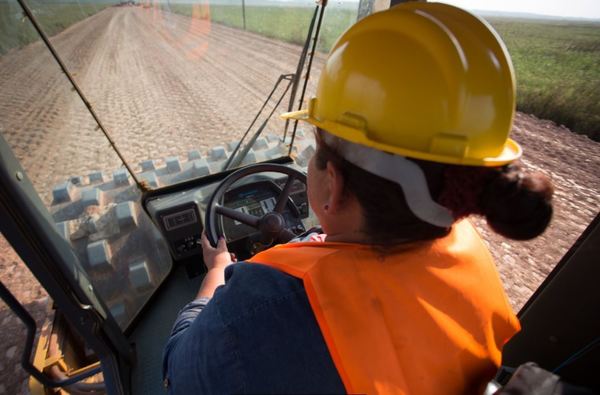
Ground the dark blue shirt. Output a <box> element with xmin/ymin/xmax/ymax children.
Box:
<box><xmin>163</xmin><ymin>262</ymin><xmax>345</xmax><ymax>394</ymax></box>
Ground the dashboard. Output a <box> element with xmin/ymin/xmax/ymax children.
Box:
<box><xmin>221</xmin><ymin>180</ymin><xmax>307</xmax><ymax>242</ymax></box>
<box><xmin>145</xmin><ymin>171</ymin><xmax>316</xmax><ymax>263</ymax></box>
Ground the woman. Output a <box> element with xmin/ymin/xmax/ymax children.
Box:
<box><xmin>163</xmin><ymin>3</ymin><xmax>553</xmax><ymax>394</ymax></box>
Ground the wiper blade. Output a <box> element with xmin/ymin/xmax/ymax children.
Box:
<box><xmin>223</xmin><ymin>74</ymin><xmax>295</xmax><ymax>171</ymax></box>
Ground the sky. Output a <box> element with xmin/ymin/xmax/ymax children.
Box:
<box><xmin>166</xmin><ymin>0</ymin><xmax>600</xmax><ymax>20</ymax></box>
<box><xmin>440</xmin><ymin>0</ymin><xmax>600</xmax><ymax>20</ymax></box>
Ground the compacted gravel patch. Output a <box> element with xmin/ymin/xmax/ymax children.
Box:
<box><xmin>1</xmin><ymin>6</ymin><xmax>599</xmax><ymax>394</ymax></box>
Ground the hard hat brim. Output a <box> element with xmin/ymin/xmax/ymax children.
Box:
<box><xmin>281</xmin><ymin>109</ymin><xmax>522</xmax><ymax>167</ymax></box>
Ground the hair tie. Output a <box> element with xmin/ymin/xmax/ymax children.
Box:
<box><xmin>437</xmin><ymin>167</ymin><xmax>493</xmax><ymax>220</ymax></box>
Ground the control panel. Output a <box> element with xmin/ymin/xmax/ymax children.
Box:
<box><xmin>221</xmin><ymin>180</ymin><xmax>306</xmax><ymax>242</ymax></box>
<box><xmin>158</xmin><ymin>203</ymin><xmax>203</xmax><ymax>259</ymax></box>
<box><xmin>146</xmin><ymin>172</ymin><xmax>317</xmax><ymax>263</ymax></box>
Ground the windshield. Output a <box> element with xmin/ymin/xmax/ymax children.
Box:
<box><xmin>0</xmin><ymin>0</ymin><xmax>360</xmax><ymax>328</ymax></box>
<box><xmin>9</xmin><ymin>0</ymin><xmax>359</xmax><ymax>182</ymax></box>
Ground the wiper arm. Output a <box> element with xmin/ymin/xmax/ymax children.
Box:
<box><xmin>287</xmin><ymin>2</ymin><xmax>326</xmax><ymax>157</ymax></box>
<box><xmin>15</xmin><ymin>0</ymin><xmax>146</xmax><ymax>191</ymax></box>
<box><xmin>223</xmin><ymin>74</ymin><xmax>295</xmax><ymax>171</ymax></box>
<box><xmin>283</xmin><ymin>3</ymin><xmax>319</xmax><ymax>142</ymax></box>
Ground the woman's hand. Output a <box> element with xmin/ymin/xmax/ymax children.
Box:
<box><xmin>200</xmin><ymin>232</ymin><xmax>235</xmax><ymax>270</ymax></box>
<box><xmin>197</xmin><ymin>233</ymin><xmax>236</xmax><ymax>299</ymax></box>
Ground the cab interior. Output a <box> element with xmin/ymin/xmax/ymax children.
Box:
<box><xmin>0</xmin><ymin>0</ymin><xmax>598</xmax><ymax>394</ymax></box>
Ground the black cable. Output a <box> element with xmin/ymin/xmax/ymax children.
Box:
<box><xmin>553</xmin><ymin>336</ymin><xmax>600</xmax><ymax>373</ymax></box>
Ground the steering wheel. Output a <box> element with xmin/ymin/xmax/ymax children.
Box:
<box><xmin>204</xmin><ymin>163</ymin><xmax>308</xmax><ymax>247</ymax></box>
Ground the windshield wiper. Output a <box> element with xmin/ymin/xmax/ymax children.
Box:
<box><xmin>224</xmin><ymin>2</ymin><xmax>326</xmax><ymax>171</ymax></box>
<box><xmin>15</xmin><ymin>0</ymin><xmax>146</xmax><ymax>191</ymax></box>
<box><xmin>287</xmin><ymin>3</ymin><xmax>326</xmax><ymax>156</ymax></box>
<box><xmin>222</xmin><ymin>73</ymin><xmax>294</xmax><ymax>171</ymax></box>
<box><xmin>283</xmin><ymin>3</ymin><xmax>319</xmax><ymax>142</ymax></box>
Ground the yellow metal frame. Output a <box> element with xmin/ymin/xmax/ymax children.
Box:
<box><xmin>28</xmin><ymin>313</ymin><xmax>104</xmax><ymax>395</ymax></box>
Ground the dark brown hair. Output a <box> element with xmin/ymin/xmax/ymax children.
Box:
<box><xmin>314</xmin><ymin>130</ymin><xmax>553</xmax><ymax>243</ymax></box>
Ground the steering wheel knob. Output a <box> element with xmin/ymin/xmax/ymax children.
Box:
<box><xmin>261</xmin><ymin>212</ymin><xmax>285</xmax><ymax>236</ymax></box>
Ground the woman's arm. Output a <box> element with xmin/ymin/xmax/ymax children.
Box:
<box><xmin>166</xmin><ymin>234</ymin><xmax>233</xmax><ymax>344</ymax></box>
<box><xmin>162</xmin><ymin>234</ymin><xmax>237</xmax><ymax>393</ymax></box>
<box><xmin>197</xmin><ymin>232</ymin><xmax>234</xmax><ymax>299</ymax></box>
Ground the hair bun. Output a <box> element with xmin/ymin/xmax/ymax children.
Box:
<box><xmin>480</xmin><ymin>164</ymin><xmax>554</xmax><ymax>240</ymax></box>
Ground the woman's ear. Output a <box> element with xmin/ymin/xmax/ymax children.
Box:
<box><xmin>325</xmin><ymin>161</ymin><xmax>346</xmax><ymax>213</ymax></box>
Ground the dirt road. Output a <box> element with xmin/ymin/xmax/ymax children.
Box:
<box><xmin>0</xmin><ymin>6</ymin><xmax>598</xmax><ymax>393</ymax></box>
<box><xmin>0</xmin><ymin>6</ymin><xmax>320</xmax><ymax>202</ymax></box>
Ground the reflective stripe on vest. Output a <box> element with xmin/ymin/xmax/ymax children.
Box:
<box><xmin>249</xmin><ymin>220</ymin><xmax>520</xmax><ymax>394</ymax></box>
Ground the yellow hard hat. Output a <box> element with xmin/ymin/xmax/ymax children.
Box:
<box><xmin>283</xmin><ymin>2</ymin><xmax>522</xmax><ymax>166</ymax></box>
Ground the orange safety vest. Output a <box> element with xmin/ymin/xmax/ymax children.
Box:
<box><xmin>249</xmin><ymin>220</ymin><xmax>520</xmax><ymax>394</ymax></box>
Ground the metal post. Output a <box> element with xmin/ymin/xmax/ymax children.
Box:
<box><xmin>357</xmin><ymin>0</ymin><xmax>374</xmax><ymax>20</ymax></box>
<box><xmin>358</xmin><ymin>0</ymin><xmax>420</xmax><ymax>20</ymax></box>
<box><xmin>242</xmin><ymin>0</ymin><xmax>246</xmax><ymax>30</ymax></box>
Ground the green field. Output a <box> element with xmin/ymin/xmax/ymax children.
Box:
<box><xmin>166</xmin><ymin>4</ymin><xmax>600</xmax><ymax>140</ymax></box>
<box><xmin>0</xmin><ymin>1</ymin><xmax>113</xmax><ymax>55</ymax></box>
<box><xmin>488</xmin><ymin>17</ymin><xmax>600</xmax><ymax>141</ymax></box>
<box><xmin>162</xmin><ymin>3</ymin><xmax>357</xmax><ymax>53</ymax></box>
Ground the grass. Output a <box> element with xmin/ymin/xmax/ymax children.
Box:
<box><xmin>487</xmin><ymin>18</ymin><xmax>600</xmax><ymax>140</ymax></box>
<box><xmin>0</xmin><ymin>1</ymin><xmax>113</xmax><ymax>55</ymax></box>
<box><xmin>161</xmin><ymin>3</ymin><xmax>357</xmax><ymax>53</ymax></box>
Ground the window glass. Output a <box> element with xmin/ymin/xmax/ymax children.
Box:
<box><xmin>20</xmin><ymin>0</ymin><xmax>323</xmax><ymax>182</ymax></box>
<box><xmin>475</xmin><ymin>15</ymin><xmax>600</xmax><ymax>310</ymax></box>
<box><xmin>0</xmin><ymin>0</ymin><xmax>172</xmax><ymax>329</ymax></box>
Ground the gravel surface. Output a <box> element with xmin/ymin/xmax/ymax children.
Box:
<box><xmin>0</xmin><ymin>6</ymin><xmax>599</xmax><ymax>394</ymax></box>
